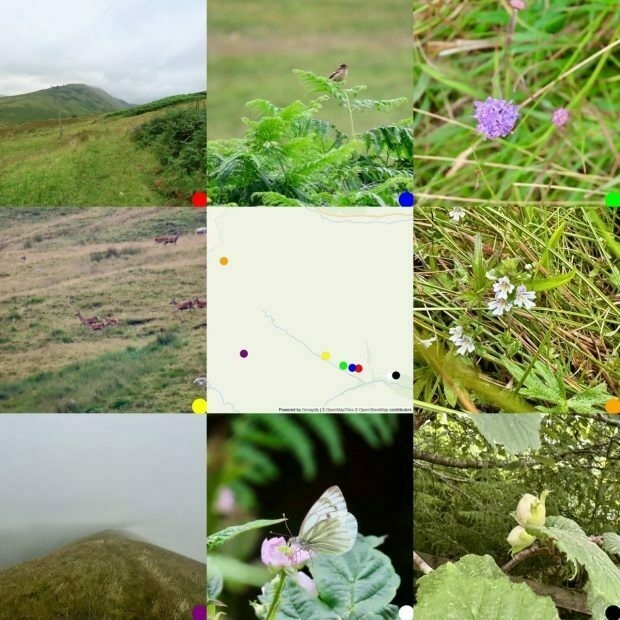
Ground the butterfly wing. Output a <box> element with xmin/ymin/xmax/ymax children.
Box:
<box><xmin>296</xmin><ymin>486</ymin><xmax>358</xmax><ymax>555</ymax></box>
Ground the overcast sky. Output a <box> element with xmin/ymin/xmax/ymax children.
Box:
<box><xmin>0</xmin><ymin>415</ymin><xmax>205</xmax><ymax>563</ymax></box>
<box><xmin>0</xmin><ymin>0</ymin><xmax>205</xmax><ymax>103</ymax></box>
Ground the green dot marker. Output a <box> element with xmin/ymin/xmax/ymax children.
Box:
<box><xmin>605</xmin><ymin>192</ymin><xmax>620</xmax><ymax>207</ymax></box>
<box><xmin>339</xmin><ymin>361</ymin><xmax>347</xmax><ymax>370</ymax></box>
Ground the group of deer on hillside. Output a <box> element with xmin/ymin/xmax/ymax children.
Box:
<box><xmin>75</xmin><ymin>312</ymin><xmax>119</xmax><ymax>331</ymax></box>
<box><xmin>170</xmin><ymin>297</ymin><xmax>206</xmax><ymax>310</ymax></box>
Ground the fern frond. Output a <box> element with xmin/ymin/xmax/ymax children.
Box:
<box><xmin>251</xmin><ymin>192</ymin><xmax>303</xmax><ymax>206</ymax></box>
<box><xmin>351</xmin><ymin>98</ymin><xmax>407</xmax><ymax>112</ymax></box>
<box><xmin>299</xmin><ymin>414</ymin><xmax>345</xmax><ymax>464</ymax></box>
<box><xmin>253</xmin><ymin>415</ymin><xmax>317</xmax><ymax>479</ymax></box>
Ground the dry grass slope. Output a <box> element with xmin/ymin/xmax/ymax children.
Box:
<box><xmin>0</xmin><ymin>530</ymin><xmax>205</xmax><ymax>620</ymax></box>
<box><xmin>0</xmin><ymin>207</ymin><xmax>206</xmax><ymax>412</ymax></box>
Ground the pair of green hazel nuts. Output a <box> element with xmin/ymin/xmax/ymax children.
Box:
<box><xmin>506</xmin><ymin>490</ymin><xmax>550</xmax><ymax>554</ymax></box>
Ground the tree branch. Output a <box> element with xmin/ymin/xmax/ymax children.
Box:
<box><xmin>413</xmin><ymin>446</ymin><xmax>531</xmax><ymax>469</ymax></box>
<box><xmin>413</xmin><ymin>551</ymin><xmax>434</xmax><ymax>574</ymax></box>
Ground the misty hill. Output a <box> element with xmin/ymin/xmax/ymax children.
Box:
<box><xmin>0</xmin><ymin>530</ymin><xmax>205</xmax><ymax>619</ymax></box>
<box><xmin>0</xmin><ymin>83</ymin><xmax>132</xmax><ymax>124</ymax></box>
<box><xmin>0</xmin><ymin>522</ymin><xmax>153</xmax><ymax>570</ymax></box>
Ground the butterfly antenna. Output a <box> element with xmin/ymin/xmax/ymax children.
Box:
<box><xmin>283</xmin><ymin>512</ymin><xmax>293</xmax><ymax>538</ymax></box>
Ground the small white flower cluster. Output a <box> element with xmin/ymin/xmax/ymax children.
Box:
<box><xmin>486</xmin><ymin>272</ymin><xmax>535</xmax><ymax>316</ymax></box>
<box><xmin>449</xmin><ymin>207</ymin><xmax>466</xmax><ymax>222</ymax></box>
<box><xmin>449</xmin><ymin>325</ymin><xmax>475</xmax><ymax>356</ymax></box>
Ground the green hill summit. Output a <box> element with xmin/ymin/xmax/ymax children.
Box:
<box><xmin>0</xmin><ymin>83</ymin><xmax>133</xmax><ymax>124</ymax></box>
<box><xmin>0</xmin><ymin>529</ymin><xmax>205</xmax><ymax>619</ymax></box>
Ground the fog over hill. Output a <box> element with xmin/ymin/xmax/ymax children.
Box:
<box><xmin>0</xmin><ymin>415</ymin><xmax>205</xmax><ymax>570</ymax></box>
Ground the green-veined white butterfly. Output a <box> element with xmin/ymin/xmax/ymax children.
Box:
<box><xmin>289</xmin><ymin>486</ymin><xmax>358</xmax><ymax>556</ymax></box>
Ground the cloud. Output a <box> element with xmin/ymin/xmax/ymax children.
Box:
<box><xmin>0</xmin><ymin>414</ymin><xmax>205</xmax><ymax>563</ymax></box>
<box><xmin>0</xmin><ymin>0</ymin><xmax>206</xmax><ymax>103</ymax></box>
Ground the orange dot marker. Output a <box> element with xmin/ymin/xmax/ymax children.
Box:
<box><xmin>605</xmin><ymin>398</ymin><xmax>620</xmax><ymax>414</ymax></box>
<box><xmin>219</xmin><ymin>256</ymin><xmax>229</xmax><ymax>265</ymax></box>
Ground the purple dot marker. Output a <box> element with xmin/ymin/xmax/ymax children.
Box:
<box><xmin>192</xmin><ymin>605</ymin><xmax>206</xmax><ymax>620</ymax></box>
<box><xmin>240</xmin><ymin>349</ymin><xmax>248</xmax><ymax>358</ymax></box>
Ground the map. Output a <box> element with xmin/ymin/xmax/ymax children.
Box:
<box><xmin>207</xmin><ymin>207</ymin><xmax>412</xmax><ymax>413</ymax></box>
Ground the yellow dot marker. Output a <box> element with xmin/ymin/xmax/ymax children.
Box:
<box><xmin>321</xmin><ymin>351</ymin><xmax>331</xmax><ymax>361</ymax></box>
<box><xmin>193</xmin><ymin>398</ymin><xmax>207</xmax><ymax>414</ymax></box>
<box><xmin>605</xmin><ymin>398</ymin><xmax>620</xmax><ymax>414</ymax></box>
<box><xmin>219</xmin><ymin>256</ymin><xmax>229</xmax><ymax>265</ymax></box>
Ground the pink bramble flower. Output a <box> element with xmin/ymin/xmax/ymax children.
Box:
<box><xmin>295</xmin><ymin>572</ymin><xmax>317</xmax><ymax>596</ymax></box>
<box><xmin>474</xmin><ymin>97</ymin><xmax>520</xmax><ymax>139</ymax></box>
<box><xmin>510</xmin><ymin>0</ymin><xmax>525</xmax><ymax>9</ymax></box>
<box><xmin>552</xmin><ymin>107</ymin><xmax>569</xmax><ymax>127</ymax></box>
<box><xmin>261</xmin><ymin>537</ymin><xmax>313</xmax><ymax>569</ymax></box>
<box><xmin>214</xmin><ymin>486</ymin><xmax>236</xmax><ymax>514</ymax></box>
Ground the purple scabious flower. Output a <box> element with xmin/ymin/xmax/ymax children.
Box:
<box><xmin>473</xmin><ymin>97</ymin><xmax>520</xmax><ymax>139</ymax></box>
<box><xmin>552</xmin><ymin>107</ymin><xmax>569</xmax><ymax>127</ymax></box>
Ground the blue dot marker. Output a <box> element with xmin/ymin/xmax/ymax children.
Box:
<box><xmin>399</xmin><ymin>192</ymin><xmax>414</xmax><ymax>207</ymax></box>
<box><xmin>348</xmin><ymin>363</ymin><xmax>356</xmax><ymax>372</ymax></box>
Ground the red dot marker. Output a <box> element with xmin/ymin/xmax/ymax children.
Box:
<box><xmin>355</xmin><ymin>364</ymin><xmax>363</xmax><ymax>373</ymax></box>
<box><xmin>192</xmin><ymin>191</ymin><xmax>207</xmax><ymax>207</ymax></box>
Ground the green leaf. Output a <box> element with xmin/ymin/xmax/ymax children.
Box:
<box><xmin>415</xmin><ymin>554</ymin><xmax>559</xmax><ymax>619</ymax></box>
<box><xmin>602</xmin><ymin>532</ymin><xmax>620</xmax><ymax>557</ymax></box>
<box><xmin>417</xmin><ymin>63</ymin><xmax>484</xmax><ymax>99</ymax></box>
<box><xmin>528</xmin><ymin>516</ymin><xmax>620</xmax><ymax>618</ymax></box>
<box><xmin>469</xmin><ymin>414</ymin><xmax>543</xmax><ymax>454</ymax></box>
<box><xmin>529</xmin><ymin>270</ymin><xmax>576</xmax><ymax>292</ymax></box>
<box><xmin>255</xmin><ymin>535</ymin><xmax>399</xmax><ymax>619</ymax></box>
<box><xmin>539</xmin><ymin>221</ymin><xmax>566</xmax><ymax>271</ymax></box>
<box><xmin>206</xmin><ymin>518</ymin><xmax>286</xmax><ymax>551</ymax></box>
<box><xmin>566</xmin><ymin>383</ymin><xmax>611</xmax><ymax>413</ymax></box>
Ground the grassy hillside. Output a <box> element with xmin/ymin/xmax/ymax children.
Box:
<box><xmin>106</xmin><ymin>92</ymin><xmax>206</xmax><ymax>118</ymax></box>
<box><xmin>0</xmin><ymin>84</ymin><xmax>131</xmax><ymax>124</ymax></box>
<box><xmin>0</xmin><ymin>101</ymin><xmax>205</xmax><ymax>206</ymax></box>
<box><xmin>0</xmin><ymin>530</ymin><xmax>205</xmax><ymax>620</ymax></box>
<box><xmin>0</xmin><ymin>207</ymin><xmax>206</xmax><ymax>413</ymax></box>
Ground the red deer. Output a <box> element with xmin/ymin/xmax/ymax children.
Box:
<box><xmin>164</xmin><ymin>233</ymin><xmax>180</xmax><ymax>245</ymax></box>
<box><xmin>104</xmin><ymin>318</ymin><xmax>119</xmax><ymax>327</ymax></box>
<box><xmin>88</xmin><ymin>322</ymin><xmax>105</xmax><ymax>331</ymax></box>
<box><xmin>154</xmin><ymin>236</ymin><xmax>167</xmax><ymax>244</ymax></box>
<box><xmin>193</xmin><ymin>297</ymin><xmax>206</xmax><ymax>308</ymax></box>
<box><xmin>76</xmin><ymin>311</ymin><xmax>100</xmax><ymax>325</ymax></box>
<box><xmin>170</xmin><ymin>298</ymin><xmax>193</xmax><ymax>310</ymax></box>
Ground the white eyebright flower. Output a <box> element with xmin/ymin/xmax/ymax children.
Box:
<box><xmin>513</xmin><ymin>285</ymin><xmax>536</xmax><ymax>309</ymax></box>
<box><xmin>492</xmin><ymin>276</ymin><xmax>515</xmax><ymax>300</ymax></box>
<box><xmin>419</xmin><ymin>336</ymin><xmax>437</xmax><ymax>348</ymax></box>
<box><xmin>456</xmin><ymin>335</ymin><xmax>475</xmax><ymax>355</ymax></box>
<box><xmin>488</xmin><ymin>298</ymin><xmax>513</xmax><ymax>316</ymax></box>
<box><xmin>448</xmin><ymin>207</ymin><xmax>466</xmax><ymax>222</ymax></box>
<box><xmin>448</xmin><ymin>325</ymin><xmax>464</xmax><ymax>345</ymax></box>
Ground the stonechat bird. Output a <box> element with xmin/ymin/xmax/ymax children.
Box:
<box><xmin>328</xmin><ymin>63</ymin><xmax>349</xmax><ymax>82</ymax></box>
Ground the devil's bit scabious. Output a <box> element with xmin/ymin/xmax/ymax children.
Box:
<box><xmin>552</xmin><ymin>107</ymin><xmax>569</xmax><ymax>127</ymax></box>
<box><xmin>473</xmin><ymin>97</ymin><xmax>520</xmax><ymax>139</ymax></box>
